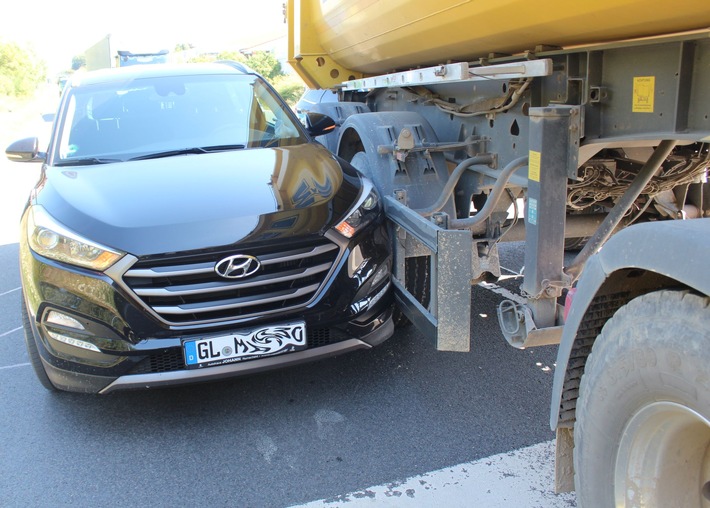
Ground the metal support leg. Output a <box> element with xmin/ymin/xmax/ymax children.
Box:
<box><xmin>498</xmin><ymin>106</ymin><xmax>580</xmax><ymax>348</ymax></box>
<box><xmin>522</xmin><ymin>106</ymin><xmax>580</xmax><ymax>327</ymax></box>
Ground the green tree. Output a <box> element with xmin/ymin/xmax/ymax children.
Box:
<box><xmin>0</xmin><ymin>40</ymin><xmax>46</xmax><ymax>98</ymax></box>
<box><xmin>272</xmin><ymin>73</ymin><xmax>306</xmax><ymax>107</ymax></box>
<box><xmin>217</xmin><ymin>51</ymin><xmax>247</xmax><ymax>64</ymax></box>
<box><xmin>187</xmin><ymin>53</ymin><xmax>217</xmax><ymax>63</ymax></box>
<box><xmin>188</xmin><ymin>50</ymin><xmax>248</xmax><ymax>65</ymax></box>
<box><xmin>182</xmin><ymin>47</ymin><xmax>304</xmax><ymax>106</ymax></box>
<box><xmin>71</xmin><ymin>55</ymin><xmax>86</xmax><ymax>71</ymax></box>
<box><xmin>245</xmin><ymin>51</ymin><xmax>283</xmax><ymax>81</ymax></box>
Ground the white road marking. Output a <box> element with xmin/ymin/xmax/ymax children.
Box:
<box><xmin>0</xmin><ymin>326</ymin><xmax>22</xmax><ymax>338</ymax></box>
<box><xmin>500</xmin><ymin>266</ymin><xmax>523</xmax><ymax>277</ymax></box>
<box><xmin>478</xmin><ymin>281</ymin><xmax>527</xmax><ymax>305</ymax></box>
<box><xmin>291</xmin><ymin>440</ymin><xmax>576</xmax><ymax>507</ymax></box>
<box><xmin>0</xmin><ymin>287</ymin><xmax>21</xmax><ymax>297</ymax></box>
<box><xmin>0</xmin><ymin>362</ymin><xmax>30</xmax><ymax>371</ymax></box>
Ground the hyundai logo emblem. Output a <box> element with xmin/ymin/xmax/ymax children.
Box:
<box><xmin>214</xmin><ymin>254</ymin><xmax>261</xmax><ymax>279</ymax></box>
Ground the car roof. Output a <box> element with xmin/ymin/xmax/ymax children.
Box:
<box><xmin>69</xmin><ymin>62</ymin><xmax>254</xmax><ymax>87</ymax></box>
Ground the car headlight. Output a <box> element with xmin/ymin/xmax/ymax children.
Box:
<box><xmin>24</xmin><ymin>205</ymin><xmax>124</xmax><ymax>271</ymax></box>
<box><xmin>334</xmin><ymin>180</ymin><xmax>380</xmax><ymax>238</ymax></box>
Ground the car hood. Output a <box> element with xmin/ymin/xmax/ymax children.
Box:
<box><xmin>37</xmin><ymin>144</ymin><xmax>358</xmax><ymax>256</ymax></box>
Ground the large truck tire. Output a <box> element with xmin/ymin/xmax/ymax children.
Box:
<box><xmin>574</xmin><ymin>290</ymin><xmax>710</xmax><ymax>507</ymax></box>
<box><xmin>351</xmin><ymin>150</ymin><xmax>431</xmax><ymax>327</ymax></box>
<box><xmin>393</xmin><ymin>256</ymin><xmax>430</xmax><ymax>328</ymax></box>
<box><xmin>342</xmin><ymin>114</ymin><xmax>442</xmax><ymax>330</ymax></box>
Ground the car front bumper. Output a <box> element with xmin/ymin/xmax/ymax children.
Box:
<box><xmin>20</xmin><ymin>224</ymin><xmax>394</xmax><ymax>394</ymax></box>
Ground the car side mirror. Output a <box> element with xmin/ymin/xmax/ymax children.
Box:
<box><xmin>305</xmin><ymin>112</ymin><xmax>336</xmax><ymax>138</ymax></box>
<box><xmin>5</xmin><ymin>137</ymin><xmax>46</xmax><ymax>163</ymax></box>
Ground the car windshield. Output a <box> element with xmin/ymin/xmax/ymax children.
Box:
<box><xmin>53</xmin><ymin>72</ymin><xmax>306</xmax><ymax>162</ymax></box>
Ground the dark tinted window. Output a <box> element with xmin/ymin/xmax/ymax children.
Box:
<box><xmin>55</xmin><ymin>73</ymin><xmax>306</xmax><ymax>161</ymax></box>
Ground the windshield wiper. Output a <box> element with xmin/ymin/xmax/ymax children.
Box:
<box><xmin>55</xmin><ymin>157</ymin><xmax>123</xmax><ymax>166</ymax></box>
<box><xmin>130</xmin><ymin>147</ymin><xmax>207</xmax><ymax>160</ymax></box>
<box><xmin>129</xmin><ymin>145</ymin><xmax>245</xmax><ymax>161</ymax></box>
<box><xmin>203</xmin><ymin>144</ymin><xmax>246</xmax><ymax>151</ymax></box>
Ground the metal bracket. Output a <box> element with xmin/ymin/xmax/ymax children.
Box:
<box><xmin>497</xmin><ymin>299</ymin><xmax>563</xmax><ymax>348</ymax></box>
<box><xmin>343</xmin><ymin>59</ymin><xmax>552</xmax><ymax>90</ymax></box>
<box><xmin>385</xmin><ymin>195</ymin><xmax>471</xmax><ymax>352</ymax></box>
<box><xmin>430</xmin><ymin>212</ymin><xmax>448</xmax><ymax>229</ymax></box>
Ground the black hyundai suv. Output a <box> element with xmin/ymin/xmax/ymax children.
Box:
<box><xmin>6</xmin><ymin>62</ymin><xmax>393</xmax><ymax>393</ymax></box>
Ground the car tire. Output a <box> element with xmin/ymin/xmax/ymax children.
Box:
<box><xmin>574</xmin><ymin>290</ymin><xmax>710</xmax><ymax>507</ymax></box>
<box><xmin>21</xmin><ymin>295</ymin><xmax>58</xmax><ymax>391</ymax></box>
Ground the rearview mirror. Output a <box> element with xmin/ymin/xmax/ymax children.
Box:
<box><xmin>305</xmin><ymin>112</ymin><xmax>336</xmax><ymax>138</ymax></box>
<box><xmin>5</xmin><ymin>137</ymin><xmax>46</xmax><ymax>163</ymax></box>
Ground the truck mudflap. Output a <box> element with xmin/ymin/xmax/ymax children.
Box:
<box><xmin>384</xmin><ymin>195</ymin><xmax>472</xmax><ymax>352</ymax></box>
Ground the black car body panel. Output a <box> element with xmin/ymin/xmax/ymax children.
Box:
<box><xmin>38</xmin><ymin>144</ymin><xmax>358</xmax><ymax>255</ymax></box>
<box><xmin>12</xmin><ymin>63</ymin><xmax>394</xmax><ymax>393</ymax></box>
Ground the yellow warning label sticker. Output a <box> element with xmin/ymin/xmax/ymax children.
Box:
<box><xmin>632</xmin><ymin>76</ymin><xmax>655</xmax><ymax>113</ymax></box>
<box><xmin>528</xmin><ymin>150</ymin><xmax>541</xmax><ymax>182</ymax></box>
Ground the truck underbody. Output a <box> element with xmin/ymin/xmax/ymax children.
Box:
<box><xmin>313</xmin><ymin>30</ymin><xmax>709</xmax><ymax>345</ymax></box>
<box><xmin>289</xmin><ymin>3</ymin><xmax>710</xmax><ymax>501</ymax></box>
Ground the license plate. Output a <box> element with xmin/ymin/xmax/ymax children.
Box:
<box><xmin>183</xmin><ymin>322</ymin><xmax>306</xmax><ymax>369</ymax></box>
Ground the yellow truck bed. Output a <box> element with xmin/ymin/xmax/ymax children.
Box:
<box><xmin>288</xmin><ymin>0</ymin><xmax>710</xmax><ymax>89</ymax></box>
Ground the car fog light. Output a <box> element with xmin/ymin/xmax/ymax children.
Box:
<box><xmin>46</xmin><ymin>311</ymin><xmax>85</xmax><ymax>330</ymax></box>
<box><xmin>46</xmin><ymin>330</ymin><xmax>100</xmax><ymax>352</ymax></box>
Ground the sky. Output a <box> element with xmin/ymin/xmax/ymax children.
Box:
<box><xmin>2</xmin><ymin>0</ymin><xmax>287</xmax><ymax>74</ymax></box>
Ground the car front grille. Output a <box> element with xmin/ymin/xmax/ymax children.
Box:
<box><xmin>122</xmin><ymin>238</ymin><xmax>340</xmax><ymax>325</ymax></box>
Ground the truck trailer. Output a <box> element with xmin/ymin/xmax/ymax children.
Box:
<box><xmin>84</xmin><ymin>34</ymin><xmax>169</xmax><ymax>71</ymax></box>
<box><xmin>287</xmin><ymin>0</ymin><xmax>710</xmax><ymax>505</ymax></box>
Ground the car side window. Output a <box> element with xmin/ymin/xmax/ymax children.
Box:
<box><xmin>252</xmin><ymin>81</ymin><xmax>300</xmax><ymax>145</ymax></box>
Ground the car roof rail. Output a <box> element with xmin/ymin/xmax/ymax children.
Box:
<box><xmin>216</xmin><ymin>60</ymin><xmax>259</xmax><ymax>76</ymax></box>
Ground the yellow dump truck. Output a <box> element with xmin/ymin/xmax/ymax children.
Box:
<box><xmin>288</xmin><ymin>1</ymin><xmax>710</xmax><ymax>505</ymax></box>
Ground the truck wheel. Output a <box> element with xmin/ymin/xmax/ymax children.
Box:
<box><xmin>349</xmin><ymin>151</ymin><xmax>431</xmax><ymax>327</ymax></box>
<box><xmin>393</xmin><ymin>256</ymin><xmax>430</xmax><ymax>327</ymax></box>
<box><xmin>574</xmin><ymin>290</ymin><xmax>710</xmax><ymax>507</ymax></box>
<box><xmin>340</xmin><ymin>113</ymin><xmax>444</xmax><ymax>329</ymax></box>
<box><xmin>21</xmin><ymin>296</ymin><xmax>58</xmax><ymax>391</ymax></box>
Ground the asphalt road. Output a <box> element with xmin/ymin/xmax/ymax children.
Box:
<box><xmin>0</xmin><ymin>89</ymin><xmax>572</xmax><ymax>507</ymax></box>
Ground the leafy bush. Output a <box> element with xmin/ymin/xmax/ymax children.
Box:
<box><xmin>183</xmin><ymin>48</ymin><xmax>306</xmax><ymax>106</ymax></box>
<box><xmin>273</xmin><ymin>74</ymin><xmax>306</xmax><ymax>107</ymax></box>
<box><xmin>0</xmin><ymin>40</ymin><xmax>46</xmax><ymax>98</ymax></box>
<box><xmin>0</xmin><ymin>74</ymin><xmax>13</xmax><ymax>96</ymax></box>
<box><xmin>244</xmin><ymin>51</ymin><xmax>283</xmax><ymax>81</ymax></box>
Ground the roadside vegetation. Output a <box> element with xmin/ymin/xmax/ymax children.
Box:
<box><xmin>0</xmin><ymin>40</ymin><xmax>47</xmax><ymax>111</ymax></box>
<box><xmin>185</xmin><ymin>49</ymin><xmax>305</xmax><ymax>106</ymax></box>
<box><xmin>0</xmin><ymin>39</ymin><xmax>304</xmax><ymax>112</ymax></box>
